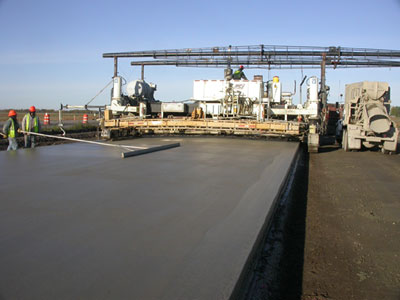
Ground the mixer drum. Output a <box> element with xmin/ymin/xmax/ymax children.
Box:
<box><xmin>366</xmin><ymin>102</ymin><xmax>391</xmax><ymax>134</ymax></box>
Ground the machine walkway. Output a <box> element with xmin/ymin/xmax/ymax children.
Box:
<box><xmin>103</xmin><ymin>117</ymin><xmax>305</xmax><ymax>140</ymax></box>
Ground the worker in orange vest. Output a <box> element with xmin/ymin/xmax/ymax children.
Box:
<box><xmin>2</xmin><ymin>110</ymin><xmax>20</xmax><ymax>151</ymax></box>
<box><xmin>21</xmin><ymin>106</ymin><xmax>41</xmax><ymax>148</ymax></box>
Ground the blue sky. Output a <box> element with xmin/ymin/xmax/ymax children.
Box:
<box><xmin>1</xmin><ymin>0</ymin><xmax>400</xmax><ymax>109</ymax></box>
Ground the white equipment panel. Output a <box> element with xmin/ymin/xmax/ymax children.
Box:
<box><xmin>193</xmin><ymin>80</ymin><xmax>262</xmax><ymax>101</ymax></box>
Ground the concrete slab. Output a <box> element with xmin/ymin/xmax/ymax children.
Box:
<box><xmin>0</xmin><ymin>137</ymin><xmax>298</xmax><ymax>300</ymax></box>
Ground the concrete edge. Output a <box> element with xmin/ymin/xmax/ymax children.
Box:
<box><xmin>230</xmin><ymin>142</ymin><xmax>302</xmax><ymax>300</ymax></box>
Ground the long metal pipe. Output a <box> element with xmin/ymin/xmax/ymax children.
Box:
<box><xmin>19</xmin><ymin>131</ymin><xmax>147</xmax><ymax>150</ymax></box>
<box><xmin>61</xmin><ymin>104</ymin><xmax>106</xmax><ymax>110</ymax></box>
<box><xmin>321</xmin><ymin>53</ymin><xmax>327</xmax><ymax>107</ymax></box>
<box><xmin>114</xmin><ymin>57</ymin><xmax>118</xmax><ymax>77</ymax></box>
<box><xmin>129</xmin><ymin>60</ymin><xmax>400</xmax><ymax>68</ymax></box>
<box><xmin>104</xmin><ymin>50</ymin><xmax>400</xmax><ymax>58</ymax></box>
<box><xmin>299</xmin><ymin>75</ymin><xmax>307</xmax><ymax>105</ymax></box>
<box><xmin>103</xmin><ymin>47</ymin><xmax>400</xmax><ymax>58</ymax></box>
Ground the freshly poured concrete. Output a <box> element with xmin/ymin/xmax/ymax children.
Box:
<box><xmin>0</xmin><ymin>137</ymin><xmax>298</xmax><ymax>300</ymax></box>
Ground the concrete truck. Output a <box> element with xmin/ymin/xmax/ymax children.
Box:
<box><xmin>342</xmin><ymin>81</ymin><xmax>398</xmax><ymax>153</ymax></box>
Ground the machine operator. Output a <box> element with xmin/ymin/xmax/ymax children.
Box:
<box><xmin>233</xmin><ymin>65</ymin><xmax>247</xmax><ymax>80</ymax></box>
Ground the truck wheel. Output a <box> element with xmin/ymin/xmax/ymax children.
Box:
<box><xmin>343</xmin><ymin>129</ymin><xmax>349</xmax><ymax>152</ymax></box>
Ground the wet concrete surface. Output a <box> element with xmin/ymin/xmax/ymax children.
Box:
<box><xmin>0</xmin><ymin>137</ymin><xmax>298</xmax><ymax>300</ymax></box>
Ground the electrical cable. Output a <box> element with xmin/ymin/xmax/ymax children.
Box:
<box><xmin>86</xmin><ymin>80</ymin><xmax>113</xmax><ymax>106</ymax></box>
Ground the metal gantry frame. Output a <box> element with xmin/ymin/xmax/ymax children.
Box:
<box><xmin>103</xmin><ymin>45</ymin><xmax>400</xmax><ymax>69</ymax></box>
<box><xmin>103</xmin><ymin>44</ymin><xmax>400</xmax><ymax>109</ymax></box>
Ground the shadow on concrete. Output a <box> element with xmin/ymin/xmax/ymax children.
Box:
<box><xmin>275</xmin><ymin>146</ymin><xmax>309</xmax><ymax>299</ymax></box>
<box><xmin>318</xmin><ymin>144</ymin><xmax>341</xmax><ymax>153</ymax></box>
<box><xmin>395</xmin><ymin>142</ymin><xmax>400</xmax><ymax>154</ymax></box>
<box><xmin>239</xmin><ymin>145</ymin><xmax>309</xmax><ymax>300</ymax></box>
<box><xmin>318</xmin><ymin>135</ymin><xmax>341</xmax><ymax>153</ymax></box>
<box><xmin>319</xmin><ymin>136</ymin><xmax>400</xmax><ymax>155</ymax></box>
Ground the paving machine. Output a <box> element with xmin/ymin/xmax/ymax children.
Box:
<box><xmin>97</xmin><ymin>44</ymin><xmax>400</xmax><ymax>152</ymax></box>
<box><xmin>105</xmin><ymin>71</ymin><xmax>323</xmax><ymax>123</ymax></box>
<box><xmin>342</xmin><ymin>81</ymin><xmax>398</xmax><ymax>153</ymax></box>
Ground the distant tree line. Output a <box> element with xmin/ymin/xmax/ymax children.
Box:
<box><xmin>391</xmin><ymin>106</ymin><xmax>400</xmax><ymax>117</ymax></box>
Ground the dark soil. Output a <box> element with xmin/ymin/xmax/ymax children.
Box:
<box><xmin>242</xmin><ymin>139</ymin><xmax>400</xmax><ymax>300</ymax></box>
<box><xmin>301</xmin><ymin>144</ymin><xmax>400</xmax><ymax>299</ymax></box>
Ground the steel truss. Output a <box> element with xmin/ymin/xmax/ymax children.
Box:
<box><xmin>103</xmin><ymin>45</ymin><xmax>400</xmax><ymax>69</ymax></box>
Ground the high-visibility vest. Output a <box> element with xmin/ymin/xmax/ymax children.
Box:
<box><xmin>233</xmin><ymin>70</ymin><xmax>243</xmax><ymax>79</ymax></box>
<box><xmin>26</xmin><ymin>114</ymin><xmax>39</xmax><ymax>132</ymax></box>
<box><xmin>8</xmin><ymin>118</ymin><xmax>15</xmax><ymax>138</ymax></box>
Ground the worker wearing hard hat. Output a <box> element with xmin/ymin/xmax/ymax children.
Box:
<box><xmin>233</xmin><ymin>65</ymin><xmax>247</xmax><ymax>80</ymax></box>
<box><xmin>2</xmin><ymin>110</ymin><xmax>20</xmax><ymax>151</ymax></box>
<box><xmin>22</xmin><ymin>106</ymin><xmax>41</xmax><ymax>148</ymax></box>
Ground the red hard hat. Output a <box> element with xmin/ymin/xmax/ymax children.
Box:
<box><xmin>29</xmin><ymin>106</ymin><xmax>36</xmax><ymax>112</ymax></box>
<box><xmin>240</xmin><ymin>65</ymin><xmax>244</xmax><ymax>69</ymax></box>
<box><xmin>8</xmin><ymin>110</ymin><xmax>17</xmax><ymax>117</ymax></box>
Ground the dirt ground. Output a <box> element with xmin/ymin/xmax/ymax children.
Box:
<box><xmin>243</xmin><ymin>140</ymin><xmax>400</xmax><ymax>300</ymax></box>
<box><xmin>301</xmin><ymin>144</ymin><xmax>400</xmax><ymax>299</ymax></box>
